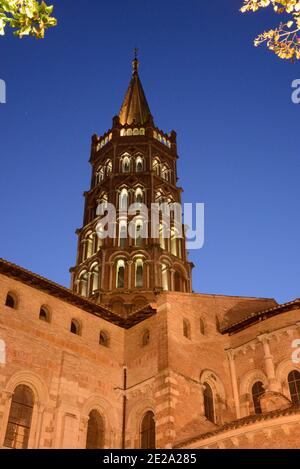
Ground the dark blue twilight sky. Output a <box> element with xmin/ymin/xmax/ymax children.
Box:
<box><xmin>0</xmin><ymin>0</ymin><xmax>299</xmax><ymax>304</ymax></box>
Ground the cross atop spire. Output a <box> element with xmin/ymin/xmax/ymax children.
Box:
<box><xmin>132</xmin><ymin>48</ymin><xmax>139</xmax><ymax>75</ymax></box>
<box><xmin>119</xmin><ymin>53</ymin><xmax>152</xmax><ymax>126</ymax></box>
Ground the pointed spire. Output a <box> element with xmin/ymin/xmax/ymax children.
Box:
<box><xmin>119</xmin><ymin>51</ymin><xmax>152</xmax><ymax>126</ymax></box>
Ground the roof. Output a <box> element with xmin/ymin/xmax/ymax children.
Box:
<box><xmin>119</xmin><ymin>57</ymin><xmax>152</xmax><ymax>125</ymax></box>
<box><xmin>175</xmin><ymin>405</ymin><xmax>300</xmax><ymax>448</ymax></box>
<box><xmin>220</xmin><ymin>298</ymin><xmax>300</xmax><ymax>334</ymax></box>
<box><xmin>0</xmin><ymin>258</ymin><xmax>156</xmax><ymax>329</ymax></box>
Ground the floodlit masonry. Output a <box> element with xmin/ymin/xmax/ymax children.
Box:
<box><xmin>0</xmin><ymin>56</ymin><xmax>299</xmax><ymax>449</ymax></box>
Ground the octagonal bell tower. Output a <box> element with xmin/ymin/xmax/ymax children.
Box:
<box><xmin>70</xmin><ymin>54</ymin><xmax>193</xmax><ymax>316</ymax></box>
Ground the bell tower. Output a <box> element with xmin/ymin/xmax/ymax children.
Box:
<box><xmin>70</xmin><ymin>54</ymin><xmax>193</xmax><ymax>315</ymax></box>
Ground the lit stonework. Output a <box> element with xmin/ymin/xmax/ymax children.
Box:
<box><xmin>0</xmin><ymin>57</ymin><xmax>300</xmax><ymax>449</ymax></box>
<box><xmin>70</xmin><ymin>56</ymin><xmax>193</xmax><ymax>314</ymax></box>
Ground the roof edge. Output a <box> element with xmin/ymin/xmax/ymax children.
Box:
<box><xmin>175</xmin><ymin>405</ymin><xmax>300</xmax><ymax>448</ymax></box>
<box><xmin>220</xmin><ymin>298</ymin><xmax>300</xmax><ymax>335</ymax></box>
<box><xmin>0</xmin><ymin>258</ymin><xmax>156</xmax><ymax>329</ymax></box>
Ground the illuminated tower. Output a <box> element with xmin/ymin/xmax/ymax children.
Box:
<box><xmin>70</xmin><ymin>54</ymin><xmax>193</xmax><ymax>315</ymax></box>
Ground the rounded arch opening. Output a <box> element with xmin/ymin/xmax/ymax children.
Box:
<box><xmin>70</xmin><ymin>319</ymin><xmax>81</xmax><ymax>336</ymax></box>
<box><xmin>288</xmin><ymin>370</ymin><xmax>300</xmax><ymax>404</ymax></box>
<box><xmin>142</xmin><ymin>329</ymin><xmax>150</xmax><ymax>347</ymax></box>
<box><xmin>252</xmin><ymin>381</ymin><xmax>264</xmax><ymax>414</ymax></box>
<box><xmin>99</xmin><ymin>330</ymin><xmax>110</xmax><ymax>348</ymax></box>
<box><xmin>183</xmin><ymin>318</ymin><xmax>191</xmax><ymax>339</ymax></box>
<box><xmin>203</xmin><ymin>382</ymin><xmax>215</xmax><ymax>423</ymax></box>
<box><xmin>39</xmin><ymin>306</ymin><xmax>51</xmax><ymax>323</ymax></box>
<box><xmin>121</xmin><ymin>155</ymin><xmax>131</xmax><ymax>173</ymax></box>
<box><xmin>5</xmin><ymin>292</ymin><xmax>17</xmax><ymax>309</ymax></box>
<box><xmin>86</xmin><ymin>410</ymin><xmax>105</xmax><ymax>449</ymax></box>
<box><xmin>140</xmin><ymin>411</ymin><xmax>155</xmax><ymax>449</ymax></box>
<box><xmin>136</xmin><ymin>156</ymin><xmax>144</xmax><ymax>172</ymax></box>
<box><xmin>116</xmin><ymin>259</ymin><xmax>125</xmax><ymax>289</ymax></box>
<box><xmin>4</xmin><ymin>384</ymin><xmax>34</xmax><ymax>449</ymax></box>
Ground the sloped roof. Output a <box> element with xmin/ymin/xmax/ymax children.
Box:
<box><xmin>220</xmin><ymin>298</ymin><xmax>300</xmax><ymax>334</ymax></box>
<box><xmin>0</xmin><ymin>258</ymin><xmax>156</xmax><ymax>329</ymax></box>
<box><xmin>175</xmin><ymin>405</ymin><xmax>300</xmax><ymax>448</ymax></box>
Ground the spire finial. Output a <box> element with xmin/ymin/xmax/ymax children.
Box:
<box><xmin>132</xmin><ymin>48</ymin><xmax>139</xmax><ymax>75</ymax></box>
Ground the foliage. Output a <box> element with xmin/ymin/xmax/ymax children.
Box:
<box><xmin>0</xmin><ymin>0</ymin><xmax>56</xmax><ymax>38</ymax></box>
<box><xmin>241</xmin><ymin>0</ymin><xmax>300</xmax><ymax>61</ymax></box>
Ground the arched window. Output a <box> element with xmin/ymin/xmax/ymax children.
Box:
<box><xmin>70</xmin><ymin>319</ymin><xmax>81</xmax><ymax>336</ymax></box>
<box><xmin>135</xmin><ymin>222</ymin><xmax>143</xmax><ymax>247</ymax></box>
<box><xmin>252</xmin><ymin>381</ymin><xmax>264</xmax><ymax>414</ymax></box>
<box><xmin>136</xmin><ymin>157</ymin><xmax>143</xmax><ymax>172</ymax></box>
<box><xmin>99</xmin><ymin>331</ymin><xmax>110</xmax><ymax>348</ymax></box>
<box><xmin>86</xmin><ymin>410</ymin><xmax>104</xmax><ymax>449</ymax></box>
<box><xmin>161</xmin><ymin>164</ymin><xmax>169</xmax><ymax>181</ymax></box>
<box><xmin>100</xmin><ymin>194</ymin><xmax>108</xmax><ymax>208</ymax></box>
<box><xmin>161</xmin><ymin>263</ymin><xmax>168</xmax><ymax>291</ymax></box>
<box><xmin>106</xmin><ymin>160</ymin><xmax>112</xmax><ymax>175</ymax></box>
<box><xmin>159</xmin><ymin>224</ymin><xmax>165</xmax><ymax>250</ymax></box>
<box><xmin>95</xmin><ymin>229</ymin><xmax>105</xmax><ymax>252</ymax></box>
<box><xmin>4</xmin><ymin>385</ymin><xmax>34</xmax><ymax>449</ymax></box>
<box><xmin>135</xmin><ymin>188</ymin><xmax>143</xmax><ymax>205</ymax></box>
<box><xmin>39</xmin><ymin>307</ymin><xmax>51</xmax><ymax>323</ymax></box>
<box><xmin>141</xmin><ymin>411</ymin><xmax>155</xmax><ymax>449</ymax></box>
<box><xmin>178</xmin><ymin>239</ymin><xmax>183</xmax><ymax>259</ymax></box>
<box><xmin>5</xmin><ymin>293</ymin><xmax>16</xmax><ymax>309</ymax></box>
<box><xmin>174</xmin><ymin>271</ymin><xmax>181</xmax><ymax>292</ymax></box>
<box><xmin>78</xmin><ymin>271</ymin><xmax>88</xmax><ymax>297</ymax></box>
<box><xmin>171</xmin><ymin>228</ymin><xmax>177</xmax><ymax>256</ymax></box>
<box><xmin>84</xmin><ymin>231</ymin><xmax>94</xmax><ymax>260</ymax></box>
<box><xmin>91</xmin><ymin>264</ymin><xmax>100</xmax><ymax>294</ymax></box>
<box><xmin>135</xmin><ymin>259</ymin><xmax>144</xmax><ymax>287</ymax></box>
<box><xmin>203</xmin><ymin>382</ymin><xmax>215</xmax><ymax>423</ymax></box>
<box><xmin>116</xmin><ymin>260</ymin><xmax>125</xmax><ymax>289</ymax></box>
<box><xmin>155</xmin><ymin>190</ymin><xmax>163</xmax><ymax>204</ymax></box>
<box><xmin>183</xmin><ymin>319</ymin><xmax>191</xmax><ymax>339</ymax></box>
<box><xmin>200</xmin><ymin>318</ymin><xmax>205</xmax><ymax>335</ymax></box>
<box><xmin>119</xmin><ymin>189</ymin><xmax>128</xmax><ymax>211</ymax></box>
<box><xmin>122</xmin><ymin>156</ymin><xmax>130</xmax><ymax>173</ymax></box>
<box><xmin>96</xmin><ymin>166</ymin><xmax>104</xmax><ymax>184</ymax></box>
<box><xmin>142</xmin><ymin>329</ymin><xmax>150</xmax><ymax>346</ymax></box>
<box><xmin>96</xmin><ymin>195</ymin><xmax>108</xmax><ymax>218</ymax></box>
<box><xmin>152</xmin><ymin>158</ymin><xmax>160</xmax><ymax>176</ymax></box>
<box><xmin>119</xmin><ymin>221</ymin><xmax>127</xmax><ymax>248</ymax></box>
<box><xmin>288</xmin><ymin>370</ymin><xmax>300</xmax><ymax>404</ymax></box>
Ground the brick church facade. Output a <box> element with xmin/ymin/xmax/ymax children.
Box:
<box><xmin>0</xmin><ymin>57</ymin><xmax>300</xmax><ymax>449</ymax></box>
